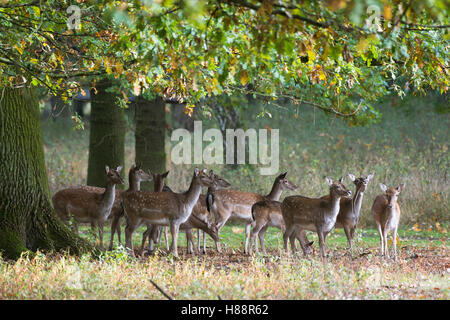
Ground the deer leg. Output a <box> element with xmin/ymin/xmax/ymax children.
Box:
<box><xmin>249</xmin><ymin>220</ymin><xmax>264</xmax><ymax>255</ymax></box>
<box><xmin>244</xmin><ymin>223</ymin><xmax>252</xmax><ymax>254</ymax></box>
<box><xmin>124</xmin><ymin>221</ymin><xmax>138</xmax><ymax>255</ymax></box>
<box><xmin>98</xmin><ymin>222</ymin><xmax>105</xmax><ymax>249</ymax></box>
<box><xmin>258</xmin><ymin>224</ymin><xmax>269</xmax><ymax>255</ymax></box>
<box><xmin>393</xmin><ymin>227</ymin><xmax>398</xmax><ymax>261</ymax></box>
<box><xmin>109</xmin><ymin>213</ymin><xmax>120</xmax><ymax>250</ymax></box>
<box><xmin>163</xmin><ymin>226</ymin><xmax>169</xmax><ymax>250</ymax></box>
<box><xmin>317</xmin><ymin>231</ymin><xmax>327</xmax><ymax>260</ymax></box>
<box><xmin>383</xmin><ymin>229</ymin><xmax>389</xmax><ymax>259</ymax></box>
<box><xmin>283</xmin><ymin>225</ymin><xmax>295</xmax><ymax>252</ymax></box>
<box><xmin>202</xmin><ymin>231</ymin><xmax>206</xmax><ymax>254</ymax></box>
<box><xmin>169</xmin><ymin>222</ymin><xmax>180</xmax><ymax>257</ymax></box>
<box><xmin>343</xmin><ymin>225</ymin><xmax>352</xmax><ymax>253</ymax></box>
<box><xmin>186</xmin><ymin>230</ymin><xmax>193</xmax><ymax>254</ymax></box>
<box><xmin>196</xmin><ymin>229</ymin><xmax>201</xmax><ymax>252</ymax></box>
<box><xmin>140</xmin><ymin>225</ymin><xmax>151</xmax><ymax>254</ymax></box>
<box><xmin>376</xmin><ymin>223</ymin><xmax>384</xmax><ymax>257</ymax></box>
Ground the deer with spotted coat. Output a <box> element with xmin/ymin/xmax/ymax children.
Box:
<box><xmin>52</xmin><ymin>166</ymin><xmax>125</xmax><ymax>248</ymax></box>
<box><xmin>210</xmin><ymin>172</ymin><xmax>297</xmax><ymax>254</ymax></box>
<box><xmin>282</xmin><ymin>177</ymin><xmax>352</xmax><ymax>260</ymax></box>
<box><xmin>123</xmin><ymin>168</ymin><xmax>215</xmax><ymax>257</ymax></box>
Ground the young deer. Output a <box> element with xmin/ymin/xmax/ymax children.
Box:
<box><xmin>52</xmin><ymin>166</ymin><xmax>124</xmax><ymax>248</ymax></box>
<box><xmin>142</xmin><ymin>170</ymin><xmax>230</xmax><ymax>255</ymax></box>
<box><xmin>249</xmin><ymin>200</ymin><xmax>314</xmax><ymax>255</ymax></box>
<box><xmin>107</xmin><ymin>163</ymin><xmax>153</xmax><ymax>250</ymax></box>
<box><xmin>319</xmin><ymin>173</ymin><xmax>374</xmax><ymax>251</ymax></box>
<box><xmin>123</xmin><ymin>168</ymin><xmax>215</xmax><ymax>257</ymax></box>
<box><xmin>210</xmin><ymin>172</ymin><xmax>297</xmax><ymax>254</ymax></box>
<box><xmin>282</xmin><ymin>177</ymin><xmax>352</xmax><ymax>259</ymax></box>
<box><xmin>372</xmin><ymin>183</ymin><xmax>405</xmax><ymax>260</ymax></box>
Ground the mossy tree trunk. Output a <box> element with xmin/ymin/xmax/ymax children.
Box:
<box><xmin>0</xmin><ymin>87</ymin><xmax>92</xmax><ymax>260</ymax></box>
<box><xmin>87</xmin><ymin>79</ymin><xmax>126</xmax><ymax>188</ymax></box>
<box><xmin>135</xmin><ymin>96</ymin><xmax>166</xmax><ymax>191</ymax></box>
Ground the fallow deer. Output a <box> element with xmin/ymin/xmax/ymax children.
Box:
<box><xmin>122</xmin><ymin>168</ymin><xmax>215</xmax><ymax>257</ymax></box>
<box><xmin>282</xmin><ymin>177</ymin><xmax>352</xmax><ymax>259</ymax></box>
<box><xmin>319</xmin><ymin>173</ymin><xmax>374</xmax><ymax>251</ymax></box>
<box><xmin>249</xmin><ymin>200</ymin><xmax>314</xmax><ymax>255</ymax></box>
<box><xmin>372</xmin><ymin>183</ymin><xmax>405</xmax><ymax>260</ymax></box>
<box><xmin>210</xmin><ymin>172</ymin><xmax>297</xmax><ymax>254</ymax></box>
<box><xmin>52</xmin><ymin>166</ymin><xmax>124</xmax><ymax>248</ymax></box>
<box><xmin>142</xmin><ymin>170</ymin><xmax>230</xmax><ymax>255</ymax></box>
<box><xmin>107</xmin><ymin>163</ymin><xmax>153</xmax><ymax>250</ymax></box>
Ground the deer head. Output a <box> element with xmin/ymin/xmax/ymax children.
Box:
<box><xmin>105</xmin><ymin>165</ymin><xmax>124</xmax><ymax>185</ymax></box>
<box><xmin>150</xmin><ymin>169</ymin><xmax>170</xmax><ymax>192</ymax></box>
<box><xmin>277</xmin><ymin>171</ymin><xmax>298</xmax><ymax>191</ymax></box>
<box><xmin>209</xmin><ymin>170</ymin><xmax>231</xmax><ymax>189</ymax></box>
<box><xmin>195</xmin><ymin>168</ymin><xmax>215</xmax><ymax>188</ymax></box>
<box><xmin>326</xmin><ymin>177</ymin><xmax>352</xmax><ymax>198</ymax></box>
<box><xmin>379</xmin><ymin>183</ymin><xmax>405</xmax><ymax>209</ymax></box>
<box><xmin>130</xmin><ymin>163</ymin><xmax>153</xmax><ymax>183</ymax></box>
<box><xmin>348</xmin><ymin>172</ymin><xmax>374</xmax><ymax>193</ymax></box>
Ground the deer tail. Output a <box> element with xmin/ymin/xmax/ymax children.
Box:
<box><xmin>206</xmin><ymin>192</ymin><xmax>214</xmax><ymax>213</ymax></box>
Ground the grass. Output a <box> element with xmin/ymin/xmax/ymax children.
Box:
<box><xmin>0</xmin><ymin>224</ymin><xmax>447</xmax><ymax>299</ymax></box>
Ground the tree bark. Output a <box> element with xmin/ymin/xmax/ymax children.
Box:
<box><xmin>87</xmin><ymin>79</ymin><xmax>126</xmax><ymax>188</ymax></box>
<box><xmin>135</xmin><ymin>96</ymin><xmax>166</xmax><ymax>191</ymax></box>
<box><xmin>0</xmin><ymin>87</ymin><xmax>92</xmax><ymax>260</ymax></box>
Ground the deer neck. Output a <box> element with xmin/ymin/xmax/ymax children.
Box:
<box><xmin>266</xmin><ymin>181</ymin><xmax>283</xmax><ymax>201</ymax></box>
<box><xmin>128</xmin><ymin>173</ymin><xmax>141</xmax><ymax>192</ymax></box>
<box><xmin>328</xmin><ymin>192</ymin><xmax>342</xmax><ymax>220</ymax></box>
<box><xmin>351</xmin><ymin>189</ymin><xmax>364</xmax><ymax>218</ymax></box>
<box><xmin>102</xmin><ymin>181</ymin><xmax>116</xmax><ymax>210</ymax></box>
<box><xmin>183</xmin><ymin>177</ymin><xmax>203</xmax><ymax>207</ymax></box>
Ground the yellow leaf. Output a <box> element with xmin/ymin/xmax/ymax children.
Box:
<box><xmin>239</xmin><ymin>70</ymin><xmax>249</xmax><ymax>86</ymax></box>
<box><xmin>14</xmin><ymin>45</ymin><xmax>23</xmax><ymax>55</ymax></box>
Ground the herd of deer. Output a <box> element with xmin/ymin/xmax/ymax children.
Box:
<box><xmin>52</xmin><ymin>164</ymin><xmax>405</xmax><ymax>261</ymax></box>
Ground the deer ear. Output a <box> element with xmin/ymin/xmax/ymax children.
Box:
<box><xmin>194</xmin><ymin>168</ymin><xmax>200</xmax><ymax>176</ymax></box>
<box><xmin>279</xmin><ymin>172</ymin><xmax>287</xmax><ymax>179</ymax></box>
<box><xmin>209</xmin><ymin>169</ymin><xmax>214</xmax><ymax>177</ymax></box>
<box><xmin>367</xmin><ymin>173</ymin><xmax>375</xmax><ymax>181</ymax></box>
<box><xmin>397</xmin><ymin>183</ymin><xmax>405</xmax><ymax>193</ymax></box>
<box><xmin>348</xmin><ymin>173</ymin><xmax>356</xmax><ymax>181</ymax></box>
<box><xmin>326</xmin><ymin>177</ymin><xmax>333</xmax><ymax>186</ymax></box>
<box><xmin>116</xmin><ymin>166</ymin><xmax>122</xmax><ymax>173</ymax></box>
<box><xmin>202</xmin><ymin>168</ymin><xmax>207</xmax><ymax>174</ymax></box>
<box><xmin>105</xmin><ymin>165</ymin><xmax>110</xmax><ymax>174</ymax></box>
<box><xmin>162</xmin><ymin>171</ymin><xmax>169</xmax><ymax>178</ymax></box>
<box><xmin>130</xmin><ymin>163</ymin><xmax>136</xmax><ymax>170</ymax></box>
<box><xmin>339</xmin><ymin>176</ymin><xmax>344</xmax><ymax>183</ymax></box>
<box><xmin>379</xmin><ymin>183</ymin><xmax>387</xmax><ymax>192</ymax></box>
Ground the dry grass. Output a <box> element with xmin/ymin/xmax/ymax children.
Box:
<box><xmin>0</xmin><ymin>244</ymin><xmax>448</xmax><ymax>300</ymax></box>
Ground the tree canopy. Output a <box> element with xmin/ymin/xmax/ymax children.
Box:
<box><xmin>0</xmin><ymin>0</ymin><xmax>448</xmax><ymax>124</ymax></box>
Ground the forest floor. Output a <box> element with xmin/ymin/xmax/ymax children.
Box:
<box><xmin>0</xmin><ymin>225</ymin><xmax>448</xmax><ymax>299</ymax></box>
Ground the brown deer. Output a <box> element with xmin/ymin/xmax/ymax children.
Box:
<box><xmin>319</xmin><ymin>173</ymin><xmax>374</xmax><ymax>251</ymax></box>
<box><xmin>142</xmin><ymin>170</ymin><xmax>230</xmax><ymax>255</ymax></box>
<box><xmin>107</xmin><ymin>163</ymin><xmax>153</xmax><ymax>250</ymax></box>
<box><xmin>210</xmin><ymin>172</ymin><xmax>297</xmax><ymax>254</ymax></box>
<box><xmin>372</xmin><ymin>183</ymin><xmax>405</xmax><ymax>260</ymax></box>
<box><xmin>122</xmin><ymin>168</ymin><xmax>215</xmax><ymax>257</ymax></box>
<box><xmin>52</xmin><ymin>166</ymin><xmax>124</xmax><ymax>248</ymax></box>
<box><xmin>249</xmin><ymin>200</ymin><xmax>314</xmax><ymax>255</ymax></box>
<box><xmin>281</xmin><ymin>177</ymin><xmax>352</xmax><ymax>259</ymax></box>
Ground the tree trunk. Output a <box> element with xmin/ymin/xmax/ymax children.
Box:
<box><xmin>0</xmin><ymin>87</ymin><xmax>92</xmax><ymax>260</ymax></box>
<box><xmin>87</xmin><ymin>79</ymin><xmax>126</xmax><ymax>188</ymax></box>
<box><xmin>135</xmin><ymin>96</ymin><xmax>166</xmax><ymax>191</ymax></box>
